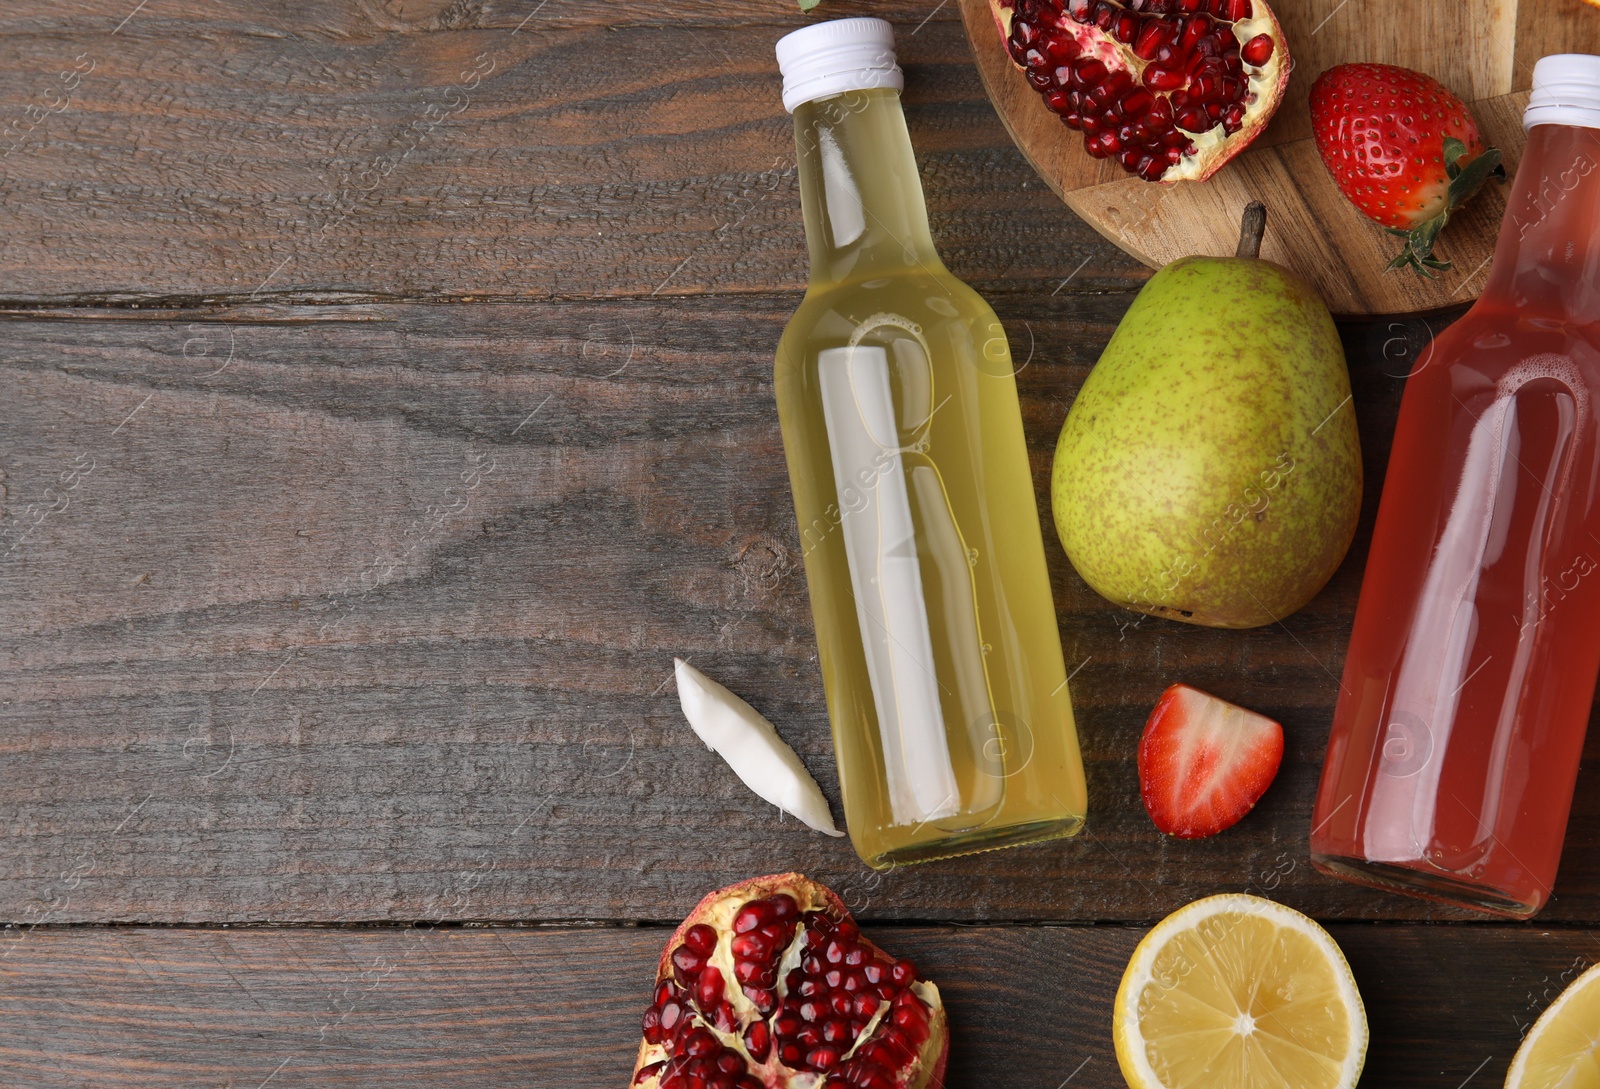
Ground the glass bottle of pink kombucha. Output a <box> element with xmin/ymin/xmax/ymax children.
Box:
<box><xmin>1311</xmin><ymin>55</ymin><xmax>1600</xmax><ymax>917</ymax></box>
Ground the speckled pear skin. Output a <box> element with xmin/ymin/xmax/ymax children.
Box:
<box><xmin>1051</xmin><ymin>254</ymin><xmax>1362</xmax><ymax>629</ymax></box>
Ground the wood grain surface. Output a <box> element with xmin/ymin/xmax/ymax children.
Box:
<box><xmin>0</xmin><ymin>0</ymin><xmax>1144</xmax><ymax>303</ymax></box>
<box><xmin>13</xmin><ymin>297</ymin><xmax>1600</xmax><ymax>927</ymax></box>
<box><xmin>2</xmin><ymin>923</ymin><xmax>1595</xmax><ymax>1087</ymax></box>
<box><xmin>957</xmin><ymin>0</ymin><xmax>1600</xmax><ymax>315</ymax></box>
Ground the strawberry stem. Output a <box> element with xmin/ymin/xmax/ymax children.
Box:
<box><xmin>1387</xmin><ymin>138</ymin><xmax>1506</xmax><ymax>278</ymax></box>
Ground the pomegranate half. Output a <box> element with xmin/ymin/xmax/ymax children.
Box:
<box><xmin>990</xmin><ymin>0</ymin><xmax>1292</xmax><ymax>181</ymax></box>
<box><xmin>631</xmin><ymin>873</ymin><xmax>948</xmax><ymax>1089</ymax></box>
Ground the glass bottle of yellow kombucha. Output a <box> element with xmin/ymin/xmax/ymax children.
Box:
<box><xmin>773</xmin><ymin>18</ymin><xmax>1088</xmax><ymax>869</ymax></box>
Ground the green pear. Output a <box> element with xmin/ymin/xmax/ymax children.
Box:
<box><xmin>1051</xmin><ymin>203</ymin><xmax>1361</xmax><ymax>629</ymax></box>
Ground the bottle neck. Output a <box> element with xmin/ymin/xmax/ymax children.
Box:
<box><xmin>1482</xmin><ymin>123</ymin><xmax>1600</xmax><ymax>320</ymax></box>
<box><xmin>792</xmin><ymin>87</ymin><xmax>942</xmax><ymax>285</ymax></box>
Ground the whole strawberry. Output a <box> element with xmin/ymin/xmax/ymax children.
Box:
<box><xmin>1310</xmin><ymin>62</ymin><xmax>1503</xmax><ymax>276</ymax></box>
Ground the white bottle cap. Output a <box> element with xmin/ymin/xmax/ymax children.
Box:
<box><xmin>775</xmin><ymin>17</ymin><xmax>903</xmax><ymax>114</ymax></box>
<box><xmin>1525</xmin><ymin>54</ymin><xmax>1600</xmax><ymax>131</ymax></box>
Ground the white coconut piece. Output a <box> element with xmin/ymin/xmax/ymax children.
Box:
<box><xmin>674</xmin><ymin>658</ymin><xmax>844</xmax><ymax>837</ymax></box>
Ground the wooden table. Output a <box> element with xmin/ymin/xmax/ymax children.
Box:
<box><xmin>2</xmin><ymin>2</ymin><xmax>1596</xmax><ymax>1086</ymax></box>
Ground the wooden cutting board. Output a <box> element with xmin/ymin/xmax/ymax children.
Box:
<box><xmin>957</xmin><ymin>0</ymin><xmax>1600</xmax><ymax>315</ymax></box>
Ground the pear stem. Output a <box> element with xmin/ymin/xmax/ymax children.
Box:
<box><xmin>1235</xmin><ymin>201</ymin><xmax>1266</xmax><ymax>259</ymax></box>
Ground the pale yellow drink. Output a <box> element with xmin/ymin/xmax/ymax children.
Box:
<box><xmin>774</xmin><ymin>24</ymin><xmax>1087</xmax><ymax>868</ymax></box>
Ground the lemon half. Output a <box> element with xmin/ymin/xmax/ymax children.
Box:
<box><xmin>1113</xmin><ymin>893</ymin><xmax>1367</xmax><ymax>1089</ymax></box>
<box><xmin>1506</xmin><ymin>958</ymin><xmax>1600</xmax><ymax>1089</ymax></box>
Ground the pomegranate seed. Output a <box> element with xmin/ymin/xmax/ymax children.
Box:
<box><xmin>823</xmin><ymin>1017</ymin><xmax>851</xmax><ymax>1044</ymax></box>
<box><xmin>1114</xmin><ymin>12</ymin><xmax>1139</xmax><ymax>41</ymax></box>
<box><xmin>736</xmin><ymin>1079</ymin><xmax>762</xmax><ymax>1089</ymax></box>
<box><xmin>1122</xmin><ymin>88</ymin><xmax>1156</xmax><ymax>119</ymax></box>
<box><xmin>853</xmin><ymin>992</ymin><xmax>879</xmax><ymax>1019</ymax></box>
<box><xmin>743</xmin><ymin>1021</ymin><xmax>770</xmax><ymax>1061</ymax></box>
<box><xmin>1226</xmin><ymin>0</ymin><xmax>1252</xmax><ymax>17</ymax></box>
<box><xmin>1010</xmin><ymin>18</ymin><xmax>1039</xmax><ymax>45</ymax></box>
<box><xmin>1192</xmin><ymin>73</ymin><xmax>1223</xmax><ymax>101</ymax></box>
<box><xmin>1092</xmin><ymin>0</ymin><xmax>1116</xmax><ymax>28</ymax></box>
<box><xmin>1026</xmin><ymin>67</ymin><xmax>1052</xmax><ymax>91</ymax></box>
<box><xmin>1176</xmin><ymin>104</ymin><xmax>1210</xmax><ymax>131</ymax></box>
<box><xmin>712</xmin><ymin>1003</ymin><xmax>738</xmax><ymax>1033</ymax></box>
<box><xmin>730</xmin><ymin>933</ymin><xmax>768</xmax><ymax>960</ymax></box>
<box><xmin>1133</xmin><ymin>18</ymin><xmax>1171</xmax><ymax>59</ymax></box>
<box><xmin>799</xmin><ymin>998</ymin><xmax>826</xmax><ymax>1022</ymax></box>
<box><xmin>672</xmin><ymin>945</ymin><xmax>705</xmax><ymax>979</ymax></box>
<box><xmin>1078</xmin><ymin>58</ymin><xmax>1109</xmax><ymax>86</ymax></box>
<box><xmin>831</xmin><ymin>991</ymin><xmax>853</xmax><ymax>1016</ymax></box>
<box><xmin>1214</xmin><ymin>25</ymin><xmax>1237</xmax><ymax>49</ymax></box>
<box><xmin>733</xmin><ymin>901</ymin><xmax>772</xmax><ymax>935</ymax></box>
<box><xmin>798</xmin><ymin>1024</ymin><xmax>822</xmax><ymax>1047</ymax></box>
<box><xmin>778</xmin><ymin>1042</ymin><xmax>804</xmax><ymax>1066</ymax></box>
<box><xmin>642</xmin><ymin>1006</ymin><xmax>664</xmax><ymax>1044</ymax></box>
<box><xmin>683</xmin><ymin>924</ymin><xmax>717</xmax><ymax>956</ymax></box>
<box><xmin>1137</xmin><ymin>154</ymin><xmax>1166</xmax><ymax>180</ymax></box>
<box><xmin>890</xmin><ymin>960</ymin><xmax>917</xmax><ymax>986</ymax></box>
<box><xmin>808</xmin><ymin>1046</ymin><xmax>841</xmax><ymax>1072</ymax></box>
<box><xmin>1045</xmin><ymin>38</ymin><xmax>1078</xmax><ymax>66</ymax></box>
<box><xmin>1222</xmin><ymin>102</ymin><xmax>1246</xmax><ymax>131</ymax></box>
<box><xmin>660</xmin><ymin>1000</ymin><xmax>684</xmax><ymax>1034</ymax></box>
<box><xmin>1240</xmin><ymin>32</ymin><xmax>1274</xmax><ymax>65</ymax></box>
<box><xmin>1144</xmin><ymin>65</ymin><xmax>1186</xmax><ymax>91</ymax></box>
<box><xmin>1175</xmin><ymin>0</ymin><xmax>1201</xmax><ymax>10</ymax></box>
<box><xmin>861</xmin><ymin>1074</ymin><xmax>893</xmax><ymax>1089</ymax></box>
<box><xmin>635</xmin><ymin>1061</ymin><xmax>665</xmax><ymax>1085</ymax></box>
<box><xmin>844</xmin><ymin>947</ymin><xmax>867</xmax><ymax>967</ymax></box>
<box><xmin>1180</xmin><ymin>12</ymin><xmax>1212</xmax><ymax>49</ymax></box>
<box><xmin>695</xmin><ymin>966</ymin><xmax>724</xmax><ymax>1007</ymax></box>
<box><xmin>1220</xmin><ymin>75</ymin><xmax>1243</xmax><ymax>100</ymax></box>
<box><xmin>770</xmin><ymin>894</ymin><xmax>798</xmax><ymax>920</ymax></box>
<box><xmin>1067</xmin><ymin>0</ymin><xmax>1093</xmax><ymax>20</ymax></box>
<box><xmin>743</xmin><ymin>986</ymin><xmax>776</xmax><ymax>1014</ymax></box>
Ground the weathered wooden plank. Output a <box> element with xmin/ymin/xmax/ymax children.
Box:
<box><xmin>0</xmin><ymin>922</ymin><xmax>1590</xmax><ymax>1086</ymax></box>
<box><xmin>11</xmin><ymin>297</ymin><xmax>1582</xmax><ymax>927</ymax></box>
<box><xmin>0</xmin><ymin>1</ymin><xmax>1143</xmax><ymax>303</ymax></box>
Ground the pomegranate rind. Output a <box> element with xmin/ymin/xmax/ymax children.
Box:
<box><xmin>630</xmin><ymin>873</ymin><xmax>948</xmax><ymax>1089</ymax></box>
<box><xmin>986</xmin><ymin>0</ymin><xmax>1292</xmax><ymax>183</ymax></box>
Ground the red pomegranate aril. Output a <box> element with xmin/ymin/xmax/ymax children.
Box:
<box><xmin>684</xmin><ymin>924</ymin><xmax>718</xmax><ymax>956</ymax></box>
<box><xmin>798</xmin><ymin>1024</ymin><xmax>822</xmax><ymax>1047</ymax></box>
<box><xmin>660</xmin><ymin>999</ymin><xmax>685</xmax><ymax>1033</ymax></box>
<box><xmin>1241</xmin><ymin>32</ymin><xmax>1274</xmax><ymax>65</ymax></box>
<box><xmin>1093</xmin><ymin>0</ymin><xmax>1117</xmax><ymax>27</ymax></box>
<box><xmin>1176</xmin><ymin>104</ymin><xmax>1209</xmax><ymax>131</ymax></box>
<box><xmin>1076</xmin><ymin>57</ymin><xmax>1108</xmax><ymax>85</ymax></box>
<box><xmin>1226</xmin><ymin>0</ymin><xmax>1252</xmax><ymax>15</ymax></box>
<box><xmin>1143</xmin><ymin>65</ymin><xmax>1185</xmax><ymax>91</ymax></box>
<box><xmin>733</xmin><ymin>901</ymin><xmax>773</xmax><ymax>935</ymax></box>
<box><xmin>1027</xmin><ymin>67</ymin><xmax>1053</xmax><ymax>90</ymax></box>
<box><xmin>778</xmin><ymin>1042</ymin><xmax>804</xmax><ymax>1066</ymax></box>
<box><xmin>891</xmin><ymin>960</ymin><xmax>918</xmax><ymax>986</ymax></box>
<box><xmin>1133</xmin><ymin>18</ymin><xmax>1171</xmax><ymax>58</ymax></box>
<box><xmin>770</xmin><ymin>894</ymin><xmax>798</xmax><ymax>920</ymax></box>
<box><xmin>809</xmin><ymin>1046</ymin><xmax>842</xmax><ymax>1072</ymax></box>
<box><xmin>636</xmin><ymin>1061</ymin><xmax>665</xmax><ymax>1085</ymax></box>
<box><xmin>673</xmin><ymin>945</ymin><xmax>705</xmax><ymax>979</ymax></box>
<box><xmin>1175</xmin><ymin>0</ymin><xmax>1201</xmax><ymax>10</ymax></box>
<box><xmin>1136</xmin><ymin>154</ymin><xmax>1164</xmax><ymax>180</ymax></box>
<box><xmin>1120</xmin><ymin>88</ymin><xmax>1155</xmax><ymax>119</ymax></box>
<box><xmin>853</xmin><ymin>992</ymin><xmax>880</xmax><ymax>1019</ymax></box>
<box><xmin>696</xmin><ymin>966</ymin><xmax>724</xmax><ymax>1007</ymax></box>
<box><xmin>643</xmin><ymin>1006</ymin><xmax>664</xmax><ymax>1044</ymax></box>
<box><xmin>729</xmin><ymin>933</ymin><xmax>767</xmax><ymax>960</ymax></box>
<box><xmin>823</xmin><ymin>1017</ymin><xmax>852</xmax><ymax>1044</ymax></box>
<box><xmin>743</xmin><ymin>1020</ymin><xmax>770</xmax><ymax>1062</ymax></box>
<box><xmin>1114</xmin><ymin>11</ymin><xmax>1139</xmax><ymax>40</ymax></box>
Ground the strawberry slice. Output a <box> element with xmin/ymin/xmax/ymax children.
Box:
<box><xmin>1137</xmin><ymin>683</ymin><xmax>1283</xmax><ymax>838</ymax></box>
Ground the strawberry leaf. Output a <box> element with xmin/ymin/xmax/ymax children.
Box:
<box><xmin>1386</xmin><ymin>143</ymin><xmax>1506</xmax><ymax>278</ymax></box>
